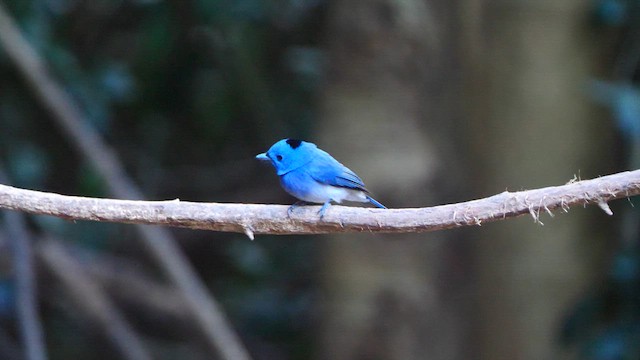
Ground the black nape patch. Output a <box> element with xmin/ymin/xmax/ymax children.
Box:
<box><xmin>286</xmin><ymin>139</ymin><xmax>302</xmax><ymax>149</ymax></box>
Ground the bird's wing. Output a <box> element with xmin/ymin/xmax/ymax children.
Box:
<box><xmin>306</xmin><ymin>151</ymin><xmax>369</xmax><ymax>193</ymax></box>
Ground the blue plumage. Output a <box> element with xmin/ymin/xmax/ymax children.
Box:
<box><xmin>256</xmin><ymin>139</ymin><xmax>387</xmax><ymax>217</ymax></box>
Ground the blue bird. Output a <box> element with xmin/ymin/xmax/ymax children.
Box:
<box><xmin>256</xmin><ymin>139</ymin><xmax>387</xmax><ymax>217</ymax></box>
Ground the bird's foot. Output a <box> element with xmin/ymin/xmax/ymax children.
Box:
<box><xmin>287</xmin><ymin>201</ymin><xmax>309</xmax><ymax>217</ymax></box>
<box><xmin>288</xmin><ymin>200</ymin><xmax>333</xmax><ymax>219</ymax></box>
<box><xmin>318</xmin><ymin>201</ymin><xmax>332</xmax><ymax>219</ymax></box>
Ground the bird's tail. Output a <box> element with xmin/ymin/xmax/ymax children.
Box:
<box><xmin>366</xmin><ymin>196</ymin><xmax>387</xmax><ymax>209</ymax></box>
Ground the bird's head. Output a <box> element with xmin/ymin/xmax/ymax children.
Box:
<box><xmin>256</xmin><ymin>138</ymin><xmax>317</xmax><ymax>175</ymax></box>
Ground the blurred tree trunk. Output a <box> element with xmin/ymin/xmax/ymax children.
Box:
<box><xmin>317</xmin><ymin>1</ymin><xmax>472</xmax><ymax>359</ymax></box>
<box><xmin>465</xmin><ymin>1</ymin><xmax>613</xmax><ymax>359</ymax></box>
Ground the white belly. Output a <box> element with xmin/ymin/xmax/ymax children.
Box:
<box><xmin>300</xmin><ymin>184</ymin><xmax>368</xmax><ymax>204</ymax></box>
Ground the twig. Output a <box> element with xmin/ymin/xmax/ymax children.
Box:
<box><xmin>80</xmin><ymin>247</ymin><xmax>190</xmax><ymax>323</ymax></box>
<box><xmin>0</xmin><ymin>235</ymin><xmax>193</xmax><ymax>331</ymax></box>
<box><xmin>0</xmin><ymin>169</ymin><xmax>48</xmax><ymax>360</ymax></box>
<box><xmin>0</xmin><ymin>4</ymin><xmax>251</xmax><ymax>359</ymax></box>
<box><xmin>0</xmin><ymin>170</ymin><xmax>638</xmax><ymax>235</ymax></box>
<box><xmin>37</xmin><ymin>238</ymin><xmax>152</xmax><ymax>360</ymax></box>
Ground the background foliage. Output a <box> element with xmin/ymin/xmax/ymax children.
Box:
<box><xmin>1</xmin><ymin>1</ymin><xmax>326</xmax><ymax>359</ymax></box>
<box><xmin>560</xmin><ymin>1</ymin><xmax>640</xmax><ymax>358</ymax></box>
<box><xmin>0</xmin><ymin>0</ymin><xmax>639</xmax><ymax>359</ymax></box>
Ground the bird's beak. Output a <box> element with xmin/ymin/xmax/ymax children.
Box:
<box><xmin>255</xmin><ymin>153</ymin><xmax>270</xmax><ymax>161</ymax></box>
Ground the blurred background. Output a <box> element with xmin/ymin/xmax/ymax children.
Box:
<box><xmin>0</xmin><ymin>0</ymin><xmax>639</xmax><ymax>359</ymax></box>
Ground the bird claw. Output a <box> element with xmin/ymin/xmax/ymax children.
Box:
<box><xmin>288</xmin><ymin>200</ymin><xmax>332</xmax><ymax>219</ymax></box>
<box><xmin>287</xmin><ymin>201</ymin><xmax>307</xmax><ymax>218</ymax></box>
<box><xmin>318</xmin><ymin>201</ymin><xmax>331</xmax><ymax>219</ymax></box>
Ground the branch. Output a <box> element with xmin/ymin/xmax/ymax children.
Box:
<box><xmin>1</xmin><ymin>170</ymin><xmax>638</xmax><ymax>238</ymax></box>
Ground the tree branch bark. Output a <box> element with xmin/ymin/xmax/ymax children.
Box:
<box><xmin>1</xmin><ymin>170</ymin><xmax>638</xmax><ymax>238</ymax></box>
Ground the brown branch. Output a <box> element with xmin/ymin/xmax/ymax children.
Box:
<box><xmin>1</xmin><ymin>170</ymin><xmax>638</xmax><ymax>237</ymax></box>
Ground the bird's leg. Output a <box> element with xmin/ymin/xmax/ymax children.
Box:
<box><xmin>287</xmin><ymin>201</ymin><xmax>309</xmax><ymax>217</ymax></box>
<box><xmin>318</xmin><ymin>200</ymin><xmax>333</xmax><ymax>219</ymax></box>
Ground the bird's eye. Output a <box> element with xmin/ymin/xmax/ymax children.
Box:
<box><xmin>276</xmin><ymin>155</ymin><xmax>283</xmax><ymax>161</ymax></box>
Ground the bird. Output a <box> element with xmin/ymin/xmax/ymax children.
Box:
<box><xmin>256</xmin><ymin>138</ymin><xmax>387</xmax><ymax>217</ymax></box>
